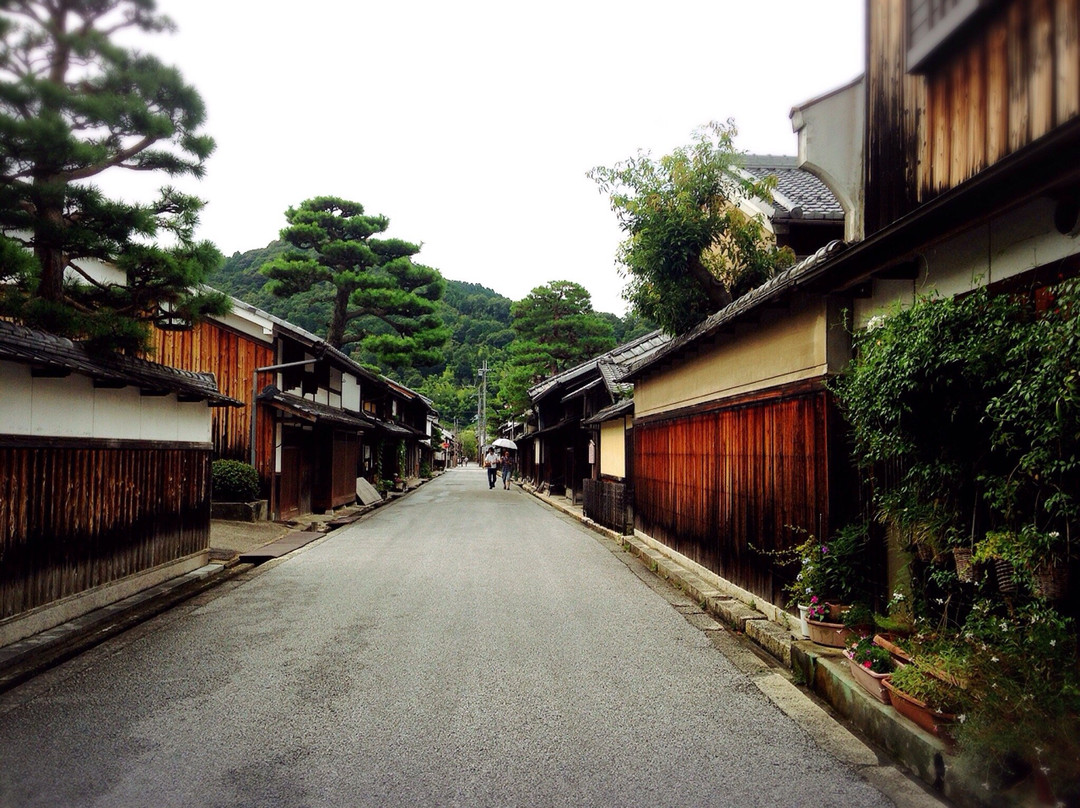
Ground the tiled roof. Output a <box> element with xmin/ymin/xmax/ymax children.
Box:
<box><xmin>0</xmin><ymin>319</ymin><xmax>240</xmax><ymax>406</ymax></box>
<box><xmin>583</xmin><ymin>397</ymin><xmax>634</xmax><ymax>425</ymax></box>
<box><xmin>528</xmin><ymin>329</ymin><xmax>671</xmax><ymax>401</ymax></box>
<box><xmin>740</xmin><ymin>155</ymin><xmax>844</xmax><ymax>220</ymax></box>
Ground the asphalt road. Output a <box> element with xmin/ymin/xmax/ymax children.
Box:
<box><xmin>0</xmin><ymin>468</ymin><xmax>901</xmax><ymax>808</ymax></box>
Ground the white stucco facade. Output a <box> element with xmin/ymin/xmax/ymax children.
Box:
<box><xmin>0</xmin><ymin>360</ymin><xmax>212</xmax><ymax>444</ymax></box>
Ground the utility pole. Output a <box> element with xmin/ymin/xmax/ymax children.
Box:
<box><xmin>477</xmin><ymin>360</ymin><xmax>488</xmax><ymax>458</ymax></box>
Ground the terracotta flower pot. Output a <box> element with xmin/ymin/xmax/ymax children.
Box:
<box><xmin>806</xmin><ymin>617</ymin><xmax>859</xmax><ymax>648</ymax></box>
<box><xmin>882</xmin><ymin>679</ymin><xmax>956</xmax><ymax>743</ymax></box>
<box><xmin>846</xmin><ymin>654</ymin><xmax>892</xmax><ymax>704</ymax></box>
<box><xmin>873</xmin><ymin>633</ymin><xmax>913</xmax><ymax>665</ymax></box>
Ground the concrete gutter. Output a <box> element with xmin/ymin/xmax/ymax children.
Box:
<box><xmin>523</xmin><ymin>484</ymin><xmax>1029</xmax><ymax>808</ymax></box>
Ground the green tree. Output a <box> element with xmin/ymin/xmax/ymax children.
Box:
<box><xmin>500</xmin><ymin>280</ymin><xmax>615</xmax><ymax>411</ymax></box>
<box><xmin>589</xmin><ymin>120</ymin><xmax>794</xmax><ymax>335</ymax></box>
<box><xmin>259</xmin><ymin>196</ymin><xmax>449</xmax><ymax>371</ymax></box>
<box><xmin>0</xmin><ymin>0</ymin><xmax>227</xmax><ymax>354</ymax></box>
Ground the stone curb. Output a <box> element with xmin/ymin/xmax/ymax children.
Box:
<box><xmin>524</xmin><ymin>486</ymin><xmax>1009</xmax><ymax>808</ymax></box>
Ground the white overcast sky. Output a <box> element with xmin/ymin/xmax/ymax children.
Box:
<box><xmin>121</xmin><ymin>1</ymin><xmax>865</xmax><ymax>315</ymax></box>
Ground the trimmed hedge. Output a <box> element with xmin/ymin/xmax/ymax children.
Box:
<box><xmin>211</xmin><ymin>460</ymin><xmax>261</xmax><ymax>502</ymax></box>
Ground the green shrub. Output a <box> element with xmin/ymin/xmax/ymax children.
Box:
<box><xmin>211</xmin><ymin>460</ymin><xmax>261</xmax><ymax>502</ymax></box>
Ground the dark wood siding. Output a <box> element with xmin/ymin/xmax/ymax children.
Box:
<box><xmin>866</xmin><ymin>0</ymin><xmax>1080</xmax><ymax>233</ymax></box>
<box><xmin>0</xmin><ymin>441</ymin><xmax>211</xmax><ymax>620</ymax></box>
<box><xmin>633</xmin><ymin>388</ymin><xmax>834</xmax><ymax>607</ymax></box>
<box><xmin>314</xmin><ymin>428</ymin><xmax>359</xmax><ymax>512</ymax></box>
<box><xmin>153</xmin><ymin>321</ymin><xmax>275</xmax><ymax>490</ymax></box>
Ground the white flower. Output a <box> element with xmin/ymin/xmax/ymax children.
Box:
<box><xmin>991</xmin><ymin>656</ymin><xmax>999</xmax><ymax>663</ymax></box>
<box><xmin>958</xmin><ymin>714</ymin><xmax>966</xmax><ymax>723</ymax></box>
<box><xmin>1050</xmin><ymin>639</ymin><xmax>1056</xmax><ymax>647</ymax></box>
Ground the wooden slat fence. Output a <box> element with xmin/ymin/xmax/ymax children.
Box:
<box><xmin>634</xmin><ymin>389</ymin><xmax>834</xmax><ymax>607</ymax></box>
<box><xmin>0</xmin><ymin>442</ymin><xmax>211</xmax><ymax>620</ymax></box>
<box><xmin>583</xmin><ymin>478</ymin><xmax>632</xmax><ymax>535</ymax></box>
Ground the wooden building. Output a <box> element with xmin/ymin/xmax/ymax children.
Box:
<box><xmin>155</xmin><ymin>297</ymin><xmax>437</xmax><ymax>520</ymax></box>
<box><xmin>519</xmin><ymin>331</ymin><xmax>668</xmax><ymax>504</ymax></box>
<box><xmin>0</xmin><ymin>320</ymin><xmax>239</xmax><ymax>646</ymax></box>
<box><xmin>617</xmin><ymin>0</ymin><xmax>1080</xmax><ymax>613</ymax></box>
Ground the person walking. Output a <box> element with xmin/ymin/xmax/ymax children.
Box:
<box><xmin>500</xmin><ymin>450</ymin><xmax>514</xmax><ymax>489</ymax></box>
<box><xmin>483</xmin><ymin>447</ymin><xmax>499</xmax><ymax>489</ymax></box>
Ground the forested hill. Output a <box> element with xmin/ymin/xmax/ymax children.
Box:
<box><xmin>208</xmin><ymin>241</ymin><xmax>515</xmax><ymax>392</ymax></box>
<box><xmin>209</xmin><ymin>241</ymin><xmax>655</xmax><ymax>424</ymax></box>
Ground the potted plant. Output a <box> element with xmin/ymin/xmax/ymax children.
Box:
<box><xmin>973</xmin><ymin>525</ymin><xmax>1069</xmax><ymax>599</ymax></box>
<box><xmin>845</xmin><ymin>635</ymin><xmax>894</xmax><ymax>703</ymax></box>
<box><xmin>794</xmin><ymin>522</ymin><xmax>872</xmax><ymax>647</ymax></box>
<box><xmin>883</xmin><ymin>663</ymin><xmax>963</xmax><ymax>742</ymax></box>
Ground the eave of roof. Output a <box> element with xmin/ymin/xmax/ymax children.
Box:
<box><xmin>257</xmin><ymin>389</ymin><xmax>371</xmax><ymax>429</ymax></box>
<box><xmin>0</xmin><ymin>320</ymin><xmax>241</xmax><ymax>406</ymax></box>
<box><xmin>583</xmin><ymin>397</ymin><xmax>635</xmax><ymax>426</ymax></box>
<box><xmin>527</xmin><ymin>329</ymin><xmax>670</xmax><ymax>401</ymax></box>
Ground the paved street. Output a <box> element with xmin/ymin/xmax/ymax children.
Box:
<box><xmin>0</xmin><ymin>468</ymin><xmax>902</xmax><ymax>808</ymax></box>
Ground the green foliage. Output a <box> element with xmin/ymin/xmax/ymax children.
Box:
<box><xmin>832</xmin><ymin>282</ymin><xmax>1078</xmax><ymax>571</ymax></box>
<box><xmin>500</xmin><ymin>280</ymin><xmax>616</xmax><ymax>412</ymax></box>
<box><xmin>456</xmin><ymin>426</ymin><xmax>478</xmax><ymax>460</ymax></box>
<box><xmin>779</xmin><ymin>523</ymin><xmax>870</xmax><ymax>611</ymax></box>
<box><xmin>589</xmin><ymin>120</ymin><xmax>795</xmax><ymax>335</ymax></box>
<box><xmin>0</xmin><ymin>0</ymin><xmax>227</xmax><ymax>355</ymax></box>
<box><xmin>260</xmin><ymin>197</ymin><xmax>450</xmax><ymax>371</ymax></box>
<box><xmin>955</xmin><ymin>600</ymin><xmax>1080</xmax><ymax>791</ymax></box>
<box><xmin>888</xmin><ymin>664</ymin><xmax>964</xmax><ymax>714</ymax></box>
<box><xmin>211</xmin><ymin>460</ymin><xmax>261</xmax><ymax>502</ymax></box>
<box><xmin>832</xmin><ymin>282</ymin><xmax>1080</xmax><ymax>794</ymax></box>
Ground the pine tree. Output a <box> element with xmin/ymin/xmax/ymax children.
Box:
<box><xmin>0</xmin><ymin>0</ymin><xmax>227</xmax><ymax>354</ymax></box>
<box><xmin>499</xmin><ymin>280</ymin><xmax>615</xmax><ymax>411</ymax></box>
<box><xmin>260</xmin><ymin>196</ymin><xmax>449</xmax><ymax>371</ymax></box>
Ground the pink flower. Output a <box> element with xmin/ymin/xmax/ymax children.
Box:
<box><xmin>862</xmin><ymin>660</ymin><xmax>872</xmax><ymax>669</ymax></box>
<box><xmin>810</xmin><ymin>595</ymin><xmax>819</xmax><ymax>604</ymax></box>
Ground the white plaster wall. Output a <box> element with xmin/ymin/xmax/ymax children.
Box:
<box><xmin>0</xmin><ymin>361</ymin><xmax>33</xmax><ymax>433</ymax></box>
<box><xmin>0</xmin><ymin>362</ymin><xmax>211</xmax><ymax>443</ymax></box>
<box><xmin>342</xmin><ymin>374</ymin><xmax>361</xmax><ymax>412</ymax></box>
<box><xmin>792</xmin><ymin>77</ymin><xmax>865</xmax><ymax>241</ymax></box>
<box><xmin>634</xmin><ymin>301</ymin><xmax>828</xmax><ymax>418</ymax></box>
<box><xmin>599</xmin><ymin>418</ymin><xmax>626</xmax><ymax>479</ymax></box>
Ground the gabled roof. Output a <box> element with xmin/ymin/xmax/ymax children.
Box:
<box><xmin>739</xmin><ymin>156</ymin><xmax>845</xmax><ymax>221</ymax></box>
<box><xmin>528</xmin><ymin>329</ymin><xmax>671</xmax><ymax>402</ymax></box>
<box><xmin>0</xmin><ymin>319</ymin><xmax>241</xmax><ymax>406</ymax></box>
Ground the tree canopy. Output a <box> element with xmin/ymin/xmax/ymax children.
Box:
<box><xmin>0</xmin><ymin>0</ymin><xmax>227</xmax><ymax>354</ymax></box>
<box><xmin>589</xmin><ymin>120</ymin><xmax>794</xmax><ymax>335</ymax></box>
<box><xmin>499</xmin><ymin>280</ymin><xmax>615</xmax><ymax>412</ymax></box>
<box><xmin>259</xmin><ymin>196</ymin><xmax>449</xmax><ymax>372</ymax></box>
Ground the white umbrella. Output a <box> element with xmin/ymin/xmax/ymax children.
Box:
<box><xmin>491</xmin><ymin>438</ymin><xmax>518</xmax><ymax>450</ymax></box>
